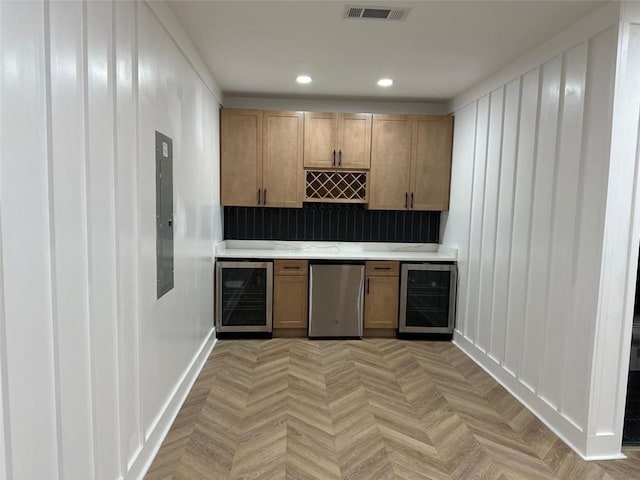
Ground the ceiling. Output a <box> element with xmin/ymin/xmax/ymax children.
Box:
<box><xmin>168</xmin><ymin>1</ymin><xmax>605</xmax><ymax>102</ymax></box>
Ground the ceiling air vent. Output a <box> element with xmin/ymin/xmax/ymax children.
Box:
<box><xmin>344</xmin><ymin>5</ymin><xmax>410</xmax><ymax>21</ymax></box>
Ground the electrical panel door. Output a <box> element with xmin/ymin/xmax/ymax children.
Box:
<box><xmin>156</xmin><ymin>131</ymin><xmax>174</xmax><ymax>298</ymax></box>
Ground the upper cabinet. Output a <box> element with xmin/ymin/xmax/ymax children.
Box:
<box><xmin>369</xmin><ymin>115</ymin><xmax>413</xmax><ymax>210</ymax></box>
<box><xmin>221</xmin><ymin>108</ymin><xmax>453</xmax><ymax>210</ymax></box>
<box><xmin>221</xmin><ymin>108</ymin><xmax>303</xmax><ymax>207</ymax></box>
<box><xmin>303</xmin><ymin>112</ymin><xmax>372</xmax><ymax>169</ymax></box>
<box><xmin>410</xmin><ymin>116</ymin><xmax>453</xmax><ymax>211</ymax></box>
<box><xmin>262</xmin><ymin>110</ymin><xmax>304</xmax><ymax>207</ymax></box>
<box><xmin>221</xmin><ymin>109</ymin><xmax>262</xmax><ymax>207</ymax></box>
<box><xmin>302</xmin><ymin>112</ymin><xmax>335</xmax><ymax>168</ymax></box>
<box><xmin>369</xmin><ymin>114</ymin><xmax>453</xmax><ymax>211</ymax></box>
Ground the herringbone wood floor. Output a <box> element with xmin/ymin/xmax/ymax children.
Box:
<box><xmin>145</xmin><ymin>339</ymin><xmax>640</xmax><ymax>479</ymax></box>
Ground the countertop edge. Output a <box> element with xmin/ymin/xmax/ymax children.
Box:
<box><xmin>213</xmin><ymin>240</ymin><xmax>458</xmax><ymax>262</ymax></box>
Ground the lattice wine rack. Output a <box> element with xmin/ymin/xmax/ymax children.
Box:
<box><xmin>304</xmin><ymin>170</ymin><xmax>368</xmax><ymax>203</ymax></box>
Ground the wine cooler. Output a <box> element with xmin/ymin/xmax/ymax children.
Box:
<box><xmin>216</xmin><ymin>261</ymin><xmax>273</xmax><ymax>333</ymax></box>
<box><xmin>399</xmin><ymin>263</ymin><xmax>457</xmax><ymax>334</ymax></box>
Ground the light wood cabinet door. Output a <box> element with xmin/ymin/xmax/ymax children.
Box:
<box><xmin>364</xmin><ymin>275</ymin><xmax>399</xmax><ymax>329</ymax></box>
<box><xmin>304</xmin><ymin>112</ymin><xmax>336</xmax><ymax>168</ymax></box>
<box><xmin>410</xmin><ymin>116</ymin><xmax>453</xmax><ymax>211</ymax></box>
<box><xmin>273</xmin><ymin>274</ymin><xmax>308</xmax><ymax>329</ymax></box>
<box><xmin>221</xmin><ymin>109</ymin><xmax>262</xmax><ymax>206</ymax></box>
<box><xmin>369</xmin><ymin>115</ymin><xmax>413</xmax><ymax>210</ymax></box>
<box><xmin>263</xmin><ymin>111</ymin><xmax>304</xmax><ymax>207</ymax></box>
<box><xmin>337</xmin><ymin>113</ymin><xmax>372</xmax><ymax>169</ymax></box>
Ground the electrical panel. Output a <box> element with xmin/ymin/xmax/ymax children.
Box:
<box><xmin>156</xmin><ymin>131</ymin><xmax>174</xmax><ymax>298</ymax></box>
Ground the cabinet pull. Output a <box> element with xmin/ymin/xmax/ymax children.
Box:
<box><xmin>333</xmin><ymin>150</ymin><xmax>336</xmax><ymax>166</ymax></box>
<box><xmin>257</xmin><ymin>188</ymin><xmax>261</xmax><ymax>205</ymax></box>
<box><xmin>405</xmin><ymin>192</ymin><xmax>408</xmax><ymax>209</ymax></box>
<box><xmin>283</xmin><ymin>266</ymin><xmax>300</xmax><ymax>270</ymax></box>
<box><xmin>263</xmin><ymin>189</ymin><xmax>267</xmax><ymax>205</ymax></box>
<box><xmin>338</xmin><ymin>149</ymin><xmax>342</xmax><ymax>166</ymax></box>
<box><xmin>366</xmin><ymin>278</ymin><xmax>370</xmax><ymax>294</ymax></box>
<box><xmin>410</xmin><ymin>192</ymin><xmax>414</xmax><ymax>209</ymax></box>
<box><xmin>374</xmin><ymin>267</ymin><xmax>392</xmax><ymax>270</ymax></box>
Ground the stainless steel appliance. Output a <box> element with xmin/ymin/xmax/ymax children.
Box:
<box><xmin>399</xmin><ymin>263</ymin><xmax>457</xmax><ymax>334</ymax></box>
<box><xmin>216</xmin><ymin>261</ymin><xmax>273</xmax><ymax>333</ymax></box>
<box><xmin>308</xmin><ymin>264</ymin><xmax>364</xmax><ymax>337</ymax></box>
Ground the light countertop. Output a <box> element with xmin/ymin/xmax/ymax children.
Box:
<box><xmin>215</xmin><ymin>240</ymin><xmax>457</xmax><ymax>261</ymax></box>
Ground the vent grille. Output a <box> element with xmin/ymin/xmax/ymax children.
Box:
<box><xmin>344</xmin><ymin>5</ymin><xmax>409</xmax><ymax>21</ymax></box>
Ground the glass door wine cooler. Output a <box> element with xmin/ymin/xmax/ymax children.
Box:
<box><xmin>399</xmin><ymin>263</ymin><xmax>457</xmax><ymax>334</ymax></box>
<box><xmin>216</xmin><ymin>261</ymin><xmax>273</xmax><ymax>333</ymax></box>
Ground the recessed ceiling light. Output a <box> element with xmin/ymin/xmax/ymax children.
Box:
<box><xmin>377</xmin><ymin>78</ymin><xmax>393</xmax><ymax>87</ymax></box>
<box><xmin>296</xmin><ymin>75</ymin><xmax>312</xmax><ymax>84</ymax></box>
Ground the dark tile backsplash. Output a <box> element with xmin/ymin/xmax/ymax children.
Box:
<box><xmin>224</xmin><ymin>203</ymin><xmax>440</xmax><ymax>243</ymax></box>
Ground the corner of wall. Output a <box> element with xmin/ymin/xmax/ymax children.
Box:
<box><xmin>125</xmin><ymin>331</ymin><xmax>216</xmax><ymax>480</ymax></box>
<box><xmin>143</xmin><ymin>0</ymin><xmax>224</xmax><ymax>104</ymax></box>
<box><xmin>585</xmin><ymin>0</ymin><xmax>640</xmax><ymax>459</ymax></box>
<box><xmin>448</xmin><ymin>1</ymin><xmax>621</xmax><ymax>114</ymax></box>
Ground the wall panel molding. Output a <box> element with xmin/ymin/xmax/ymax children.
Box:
<box><xmin>124</xmin><ymin>333</ymin><xmax>216</xmax><ymax>480</ymax></box>
<box><xmin>115</xmin><ymin>0</ymin><xmax>143</xmax><ymax>470</ymax></box>
<box><xmin>48</xmin><ymin>0</ymin><xmax>96</xmax><ymax>477</ymax></box>
<box><xmin>445</xmin><ymin>16</ymin><xmax>619</xmax><ymax>459</ymax></box>
<box><xmin>0</xmin><ymin>1</ymin><xmax>220</xmax><ymax>478</ymax></box>
<box><xmin>0</xmin><ymin>179</ymin><xmax>11</xmax><ymax>480</ymax></box>
<box><xmin>586</xmin><ymin>1</ymin><xmax>640</xmax><ymax>458</ymax></box>
<box><xmin>0</xmin><ymin>1</ymin><xmax>61</xmax><ymax>477</ymax></box>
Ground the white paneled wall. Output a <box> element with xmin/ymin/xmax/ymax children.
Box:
<box><xmin>445</xmin><ymin>8</ymin><xmax>619</xmax><ymax>457</ymax></box>
<box><xmin>0</xmin><ymin>1</ymin><xmax>221</xmax><ymax>479</ymax></box>
<box><xmin>587</xmin><ymin>1</ymin><xmax>640</xmax><ymax>458</ymax></box>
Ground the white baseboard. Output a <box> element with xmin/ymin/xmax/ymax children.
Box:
<box><xmin>452</xmin><ymin>331</ymin><xmax>612</xmax><ymax>460</ymax></box>
<box><xmin>124</xmin><ymin>329</ymin><xmax>217</xmax><ymax>480</ymax></box>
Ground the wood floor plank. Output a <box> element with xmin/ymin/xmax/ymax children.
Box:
<box><xmin>145</xmin><ymin>339</ymin><xmax>640</xmax><ymax>480</ymax></box>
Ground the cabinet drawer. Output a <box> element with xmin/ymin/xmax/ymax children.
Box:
<box><xmin>366</xmin><ymin>261</ymin><xmax>399</xmax><ymax>277</ymax></box>
<box><xmin>275</xmin><ymin>259</ymin><xmax>308</xmax><ymax>276</ymax></box>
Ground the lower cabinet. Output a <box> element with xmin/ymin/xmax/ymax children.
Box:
<box><xmin>273</xmin><ymin>260</ymin><xmax>308</xmax><ymax>336</ymax></box>
<box><xmin>364</xmin><ymin>261</ymin><xmax>399</xmax><ymax>336</ymax></box>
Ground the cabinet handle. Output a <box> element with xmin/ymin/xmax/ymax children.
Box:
<box><xmin>338</xmin><ymin>149</ymin><xmax>342</xmax><ymax>166</ymax></box>
<box><xmin>366</xmin><ymin>278</ymin><xmax>370</xmax><ymax>294</ymax></box>
<box><xmin>405</xmin><ymin>192</ymin><xmax>408</xmax><ymax>209</ymax></box>
<box><xmin>374</xmin><ymin>267</ymin><xmax>392</xmax><ymax>270</ymax></box>
<box><xmin>333</xmin><ymin>150</ymin><xmax>336</xmax><ymax>166</ymax></box>
<box><xmin>257</xmin><ymin>188</ymin><xmax>261</xmax><ymax>205</ymax></box>
<box><xmin>410</xmin><ymin>192</ymin><xmax>414</xmax><ymax>209</ymax></box>
<box><xmin>263</xmin><ymin>189</ymin><xmax>267</xmax><ymax>205</ymax></box>
<box><xmin>283</xmin><ymin>266</ymin><xmax>300</xmax><ymax>270</ymax></box>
